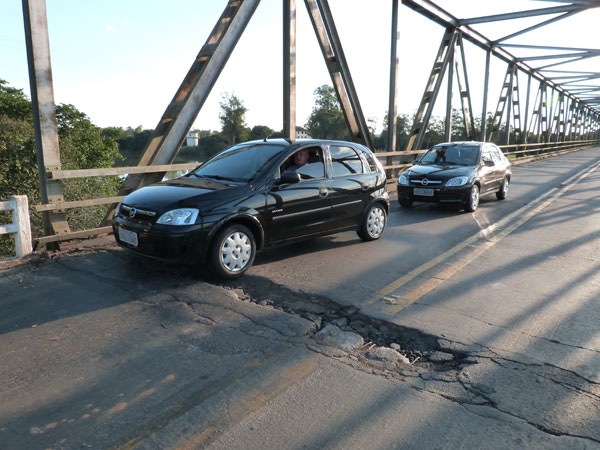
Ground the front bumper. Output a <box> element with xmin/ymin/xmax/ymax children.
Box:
<box><xmin>112</xmin><ymin>216</ymin><xmax>206</xmax><ymax>263</ymax></box>
<box><xmin>397</xmin><ymin>184</ymin><xmax>471</xmax><ymax>203</ymax></box>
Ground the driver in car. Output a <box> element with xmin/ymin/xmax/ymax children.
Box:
<box><xmin>289</xmin><ymin>149</ymin><xmax>309</xmax><ymax>170</ymax></box>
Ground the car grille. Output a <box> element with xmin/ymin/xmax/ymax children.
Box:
<box><xmin>408</xmin><ymin>178</ymin><xmax>443</xmax><ymax>186</ymax></box>
<box><xmin>119</xmin><ymin>204</ymin><xmax>157</xmax><ymax>223</ymax></box>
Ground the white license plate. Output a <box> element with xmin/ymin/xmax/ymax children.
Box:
<box><xmin>413</xmin><ymin>188</ymin><xmax>434</xmax><ymax>197</ymax></box>
<box><xmin>118</xmin><ymin>227</ymin><xmax>138</xmax><ymax>247</ymax></box>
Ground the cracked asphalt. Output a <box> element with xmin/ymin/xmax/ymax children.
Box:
<box><xmin>2</xmin><ymin>148</ymin><xmax>600</xmax><ymax>449</ymax></box>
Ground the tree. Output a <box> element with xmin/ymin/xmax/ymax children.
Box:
<box><xmin>249</xmin><ymin>125</ymin><xmax>274</xmax><ymax>141</ymax></box>
<box><xmin>0</xmin><ymin>79</ymin><xmax>32</xmax><ymax>120</ymax></box>
<box><xmin>55</xmin><ymin>104</ymin><xmax>124</xmax><ymax>231</ymax></box>
<box><xmin>0</xmin><ymin>80</ymin><xmax>124</xmax><ymax>256</ymax></box>
<box><xmin>219</xmin><ymin>92</ymin><xmax>249</xmax><ymax>145</ymax></box>
<box><xmin>377</xmin><ymin>113</ymin><xmax>411</xmax><ymax>150</ymax></box>
<box><xmin>306</xmin><ymin>85</ymin><xmax>349</xmax><ymax>140</ymax></box>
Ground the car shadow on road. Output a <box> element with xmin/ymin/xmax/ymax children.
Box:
<box><xmin>253</xmin><ymin>236</ymin><xmax>360</xmax><ymax>266</ymax></box>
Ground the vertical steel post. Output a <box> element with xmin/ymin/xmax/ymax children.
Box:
<box><xmin>444</xmin><ymin>43</ymin><xmax>455</xmax><ymax>142</ymax></box>
<box><xmin>22</xmin><ymin>0</ymin><xmax>70</xmax><ymax>246</ymax></box>
<box><xmin>481</xmin><ymin>50</ymin><xmax>491</xmax><ymax>141</ymax></box>
<box><xmin>387</xmin><ymin>0</ymin><xmax>400</xmax><ymax>154</ymax></box>
<box><xmin>283</xmin><ymin>0</ymin><xmax>296</xmax><ymax>141</ymax></box>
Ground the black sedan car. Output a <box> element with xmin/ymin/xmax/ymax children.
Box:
<box><xmin>397</xmin><ymin>141</ymin><xmax>511</xmax><ymax>212</ymax></box>
<box><xmin>113</xmin><ymin>139</ymin><xmax>389</xmax><ymax>278</ymax></box>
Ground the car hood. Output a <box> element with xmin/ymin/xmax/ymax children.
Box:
<box><xmin>407</xmin><ymin>164</ymin><xmax>475</xmax><ymax>180</ymax></box>
<box><xmin>122</xmin><ymin>177</ymin><xmax>247</xmax><ymax>212</ymax></box>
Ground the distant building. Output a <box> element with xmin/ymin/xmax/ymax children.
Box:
<box><xmin>296</xmin><ymin>126</ymin><xmax>311</xmax><ymax>139</ymax></box>
<box><xmin>186</xmin><ymin>131</ymin><xmax>199</xmax><ymax>147</ymax></box>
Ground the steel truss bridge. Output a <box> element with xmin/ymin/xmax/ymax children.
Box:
<box><xmin>20</xmin><ymin>0</ymin><xmax>600</xmax><ymax>247</ymax></box>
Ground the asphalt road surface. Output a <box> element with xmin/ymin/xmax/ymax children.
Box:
<box><xmin>1</xmin><ymin>147</ymin><xmax>600</xmax><ymax>449</ymax></box>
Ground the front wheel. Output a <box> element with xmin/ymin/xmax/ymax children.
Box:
<box><xmin>496</xmin><ymin>177</ymin><xmax>509</xmax><ymax>200</ymax></box>
<box><xmin>357</xmin><ymin>204</ymin><xmax>387</xmax><ymax>241</ymax></box>
<box><xmin>464</xmin><ymin>185</ymin><xmax>480</xmax><ymax>212</ymax></box>
<box><xmin>209</xmin><ymin>224</ymin><xmax>256</xmax><ymax>279</ymax></box>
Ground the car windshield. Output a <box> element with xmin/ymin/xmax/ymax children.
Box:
<box><xmin>189</xmin><ymin>143</ymin><xmax>287</xmax><ymax>182</ymax></box>
<box><xmin>419</xmin><ymin>145</ymin><xmax>480</xmax><ymax>166</ymax></box>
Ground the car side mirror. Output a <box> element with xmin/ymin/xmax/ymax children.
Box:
<box><xmin>276</xmin><ymin>169</ymin><xmax>301</xmax><ymax>185</ymax></box>
<box><xmin>484</xmin><ymin>159</ymin><xmax>495</xmax><ymax>167</ymax></box>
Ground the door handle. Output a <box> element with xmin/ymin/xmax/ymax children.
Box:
<box><xmin>360</xmin><ymin>183</ymin><xmax>369</xmax><ymax>191</ymax></box>
<box><xmin>319</xmin><ymin>188</ymin><xmax>329</xmax><ymax>197</ymax></box>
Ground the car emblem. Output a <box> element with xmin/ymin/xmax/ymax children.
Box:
<box><xmin>128</xmin><ymin>207</ymin><xmax>136</xmax><ymax>219</ymax></box>
<box><xmin>421</xmin><ymin>178</ymin><xmax>429</xmax><ymax>186</ymax></box>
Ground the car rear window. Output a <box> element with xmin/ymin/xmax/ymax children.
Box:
<box><xmin>331</xmin><ymin>146</ymin><xmax>364</xmax><ymax>176</ymax></box>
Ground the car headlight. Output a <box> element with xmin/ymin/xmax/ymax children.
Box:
<box><xmin>114</xmin><ymin>202</ymin><xmax>122</xmax><ymax>217</ymax></box>
<box><xmin>156</xmin><ymin>208</ymin><xmax>199</xmax><ymax>225</ymax></box>
<box><xmin>446</xmin><ymin>176</ymin><xmax>469</xmax><ymax>187</ymax></box>
<box><xmin>398</xmin><ymin>174</ymin><xmax>409</xmax><ymax>185</ymax></box>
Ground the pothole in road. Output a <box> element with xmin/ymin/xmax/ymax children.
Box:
<box><xmin>224</xmin><ymin>277</ymin><xmax>471</xmax><ymax>374</ymax></box>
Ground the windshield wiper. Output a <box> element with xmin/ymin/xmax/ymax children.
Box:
<box><xmin>202</xmin><ymin>174</ymin><xmax>244</xmax><ymax>182</ymax></box>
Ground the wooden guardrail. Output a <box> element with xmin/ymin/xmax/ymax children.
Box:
<box><xmin>0</xmin><ymin>195</ymin><xmax>33</xmax><ymax>259</ymax></box>
<box><xmin>28</xmin><ymin>138</ymin><xmax>599</xmax><ymax>245</ymax></box>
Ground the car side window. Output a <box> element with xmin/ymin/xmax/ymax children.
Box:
<box><xmin>493</xmin><ymin>148</ymin><xmax>506</xmax><ymax>162</ymax></box>
<box><xmin>482</xmin><ymin>149</ymin><xmax>494</xmax><ymax>164</ymax></box>
<box><xmin>279</xmin><ymin>146</ymin><xmax>325</xmax><ymax>180</ymax></box>
<box><xmin>361</xmin><ymin>149</ymin><xmax>378</xmax><ymax>172</ymax></box>
<box><xmin>330</xmin><ymin>146</ymin><xmax>365</xmax><ymax>176</ymax></box>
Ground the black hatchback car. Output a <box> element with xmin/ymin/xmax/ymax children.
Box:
<box><xmin>113</xmin><ymin>139</ymin><xmax>389</xmax><ymax>278</ymax></box>
<box><xmin>396</xmin><ymin>142</ymin><xmax>511</xmax><ymax>212</ymax></box>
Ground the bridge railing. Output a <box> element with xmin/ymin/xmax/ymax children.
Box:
<box><xmin>0</xmin><ymin>195</ymin><xmax>33</xmax><ymax>260</ymax></box>
<box><xmin>26</xmin><ymin>138</ymin><xmax>600</xmax><ymax>246</ymax></box>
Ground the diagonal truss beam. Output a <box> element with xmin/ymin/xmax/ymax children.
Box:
<box><xmin>406</xmin><ymin>28</ymin><xmax>458</xmax><ymax>150</ymax></box>
<box><xmin>457</xmin><ymin>4</ymin><xmax>583</xmax><ymax>25</ymax></box>
<box><xmin>304</xmin><ymin>0</ymin><xmax>373</xmax><ymax>148</ymax></box>
<box><xmin>496</xmin><ymin>10</ymin><xmax>581</xmax><ymax>43</ymax></box>
<box><xmin>103</xmin><ymin>0</ymin><xmax>260</xmax><ymax>223</ymax></box>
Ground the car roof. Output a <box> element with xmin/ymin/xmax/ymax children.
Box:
<box><xmin>434</xmin><ymin>141</ymin><xmax>482</xmax><ymax>146</ymax></box>
<box><xmin>242</xmin><ymin>138</ymin><xmax>368</xmax><ymax>148</ymax></box>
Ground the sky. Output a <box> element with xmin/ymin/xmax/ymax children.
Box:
<box><xmin>1</xmin><ymin>1</ymin><xmax>599</xmax><ymax>136</ymax></box>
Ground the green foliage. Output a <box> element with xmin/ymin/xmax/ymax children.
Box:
<box><xmin>249</xmin><ymin>125</ymin><xmax>274</xmax><ymax>141</ymax></box>
<box><xmin>0</xmin><ymin>79</ymin><xmax>32</xmax><ymax>121</ymax></box>
<box><xmin>0</xmin><ymin>80</ymin><xmax>125</xmax><ymax>257</ymax></box>
<box><xmin>101</xmin><ymin>126</ymin><xmax>152</xmax><ymax>166</ymax></box>
<box><xmin>306</xmin><ymin>85</ymin><xmax>349</xmax><ymax>140</ymax></box>
<box><xmin>0</xmin><ymin>115</ymin><xmax>39</xmax><ymax>257</ymax></box>
<box><xmin>219</xmin><ymin>93</ymin><xmax>249</xmax><ymax>145</ymax></box>
<box><xmin>54</xmin><ymin>104</ymin><xmax>124</xmax><ymax>231</ymax></box>
<box><xmin>376</xmin><ymin>113</ymin><xmax>412</xmax><ymax>150</ymax></box>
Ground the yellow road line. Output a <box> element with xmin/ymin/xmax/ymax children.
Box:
<box><xmin>175</xmin><ymin>354</ymin><xmax>318</xmax><ymax>450</ymax></box>
<box><xmin>372</xmin><ymin>159</ymin><xmax>600</xmax><ymax>315</ymax></box>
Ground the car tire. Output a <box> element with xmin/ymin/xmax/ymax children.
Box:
<box><xmin>464</xmin><ymin>184</ymin><xmax>480</xmax><ymax>212</ymax></box>
<box><xmin>398</xmin><ymin>199</ymin><xmax>413</xmax><ymax>208</ymax></box>
<box><xmin>496</xmin><ymin>177</ymin><xmax>509</xmax><ymax>200</ymax></box>
<box><xmin>357</xmin><ymin>204</ymin><xmax>387</xmax><ymax>241</ymax></box>
<box><xmin>209</xmin><ymin>224</ymin><xmax>256</xmax><ymax>279</ymax></box>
